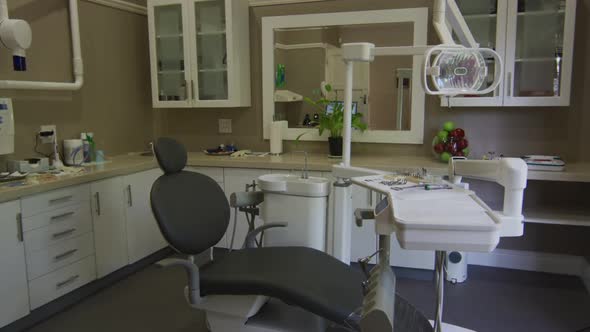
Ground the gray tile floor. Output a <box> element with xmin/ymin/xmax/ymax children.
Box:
<box><xmin>26</xmin><ymin>264</ymin><xmax>590</xmax><ymax>332</ymax></box>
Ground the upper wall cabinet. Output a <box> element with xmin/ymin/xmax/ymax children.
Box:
<box><xmin>147</xmin><ymin>0</ymin><xmax>251</xmax><ymax>108</ymax></box>
<box><xmin>443</xmin><ymin>0</ymin><xmax>576</xmax><ymax>108</ymax></box>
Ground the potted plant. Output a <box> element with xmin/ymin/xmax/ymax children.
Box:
<box><xmin>304</xmin><ymin>84</ymin><xmax>367</xmax><ymax>157</ymax></box>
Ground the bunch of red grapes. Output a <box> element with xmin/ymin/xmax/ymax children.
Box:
<box><xmin>432</xmin><ymin>121</ymin><xmax>470</xmax><ymax>162</ymax></box>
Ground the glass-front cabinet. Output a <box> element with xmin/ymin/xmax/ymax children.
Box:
<box><xmin>148</xmin><ymin>0</ymin><xmax>251</xmax><ymax>108</ymax></box>
<box><xmin>443</xmin><ymin>0</ymin><xmax>576</xmax><ymax>108</ymax></box>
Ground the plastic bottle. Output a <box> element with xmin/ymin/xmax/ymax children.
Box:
<box><xmin>80</xmin><ymin>133</ymin><xmax>90</xmax><ymax>163</ymax></box>
<box><xmin>86</xmin><ymin>132</ymin><xmax>96</xmax><ymax>162</ymax></box>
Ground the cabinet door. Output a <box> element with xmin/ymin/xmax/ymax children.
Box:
<box><xmin>124</xmin><ymin>169</ymin><xmax>167</xmax><ymax>264</ymax></box>
<box><xmin>91</xmin><ymin>178</ymin><xmax>128</xmax><ymax>278</ymax></box>
<box><xmin>0</xmin><ymin>201</ymin><xmax>29</xmax><ymax>328</ymax></box>
<box><xmin>148</xmin><ymin>0</ymin><xmax>193</xmax><ymax>108</ymax></box>
<box><xmin>504</xmin><ymin>0</ymin><xmax>576</xmax><ymax>107</ymax></box>
<box><xmin>442</xmin><ymin>0</ymin><xmax>508</xmax><ymax>107</ymax></box>
<box><xmin>223</xmin><ymin>169</ymin><xmax>270</xmax><ymax>250</ymax></box>
<box><xmin>188</xmin><ymin>0</ymin><xmax>230</xmax><ymax>105</ymax></box>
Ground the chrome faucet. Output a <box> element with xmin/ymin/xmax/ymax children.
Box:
<box><xmin>294</xmin><ymin>151</ymin><xmax>309</xmax><ymax>179</ymax></box>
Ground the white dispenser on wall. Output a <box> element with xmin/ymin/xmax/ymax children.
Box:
<box><xmin>0</xmin><ymin>98</ymin><xmax>15</xmax><ymax>155</ymax></box>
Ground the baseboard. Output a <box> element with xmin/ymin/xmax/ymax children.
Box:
<box><xmin>468</xmin><ymin>249</ymin><xmax>587</xmax><ymax>277</ymax></box>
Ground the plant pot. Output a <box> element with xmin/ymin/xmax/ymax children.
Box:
<box><xmin>328</xmin><ymin>136</ymin><xmax>343</xmax><ymax>157</ymax></box>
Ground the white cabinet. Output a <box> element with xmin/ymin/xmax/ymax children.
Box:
<box><xmin>123</xmin><ymin>169</ymin><xmax>167</xmax><ymax>264</ymax></box>
<box><xmin>147</xmin><ymin>0</ymin><xmax>251</xmax><ymax>108</ymax></box>
<box><xmin>223</xmin><ymin>168</ymin><xmax>270</xmax><ymax>250</ymax></box>
<box><xmin>444</xmin><ymin>0</ymin><xmax>576</xmax><ymax>107</ymax></box>
<box><xmin>0</xmin><ymin>201</ymin><xmax>29</xmax><ymax>328</ymax></box>
<box><xmin>91</xmin><ymin>178</ymin><xmax>129</xmax><ymax>278</ymax></box>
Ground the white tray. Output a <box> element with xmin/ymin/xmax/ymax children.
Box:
<box><xmin>352</xmin><ymin>175</ymin><xmax>500</xmax><ymax>252</ymax></box>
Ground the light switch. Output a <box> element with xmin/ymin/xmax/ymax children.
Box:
<box><xmin>219</xmin><ymin>119</ymin><xmax>232</xmax><ymax>134</ymax></box>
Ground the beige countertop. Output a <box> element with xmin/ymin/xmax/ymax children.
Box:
<box><xmin>0</xmin><ymin>152</ymin><xmax>588</xmax><ymax>204</ymax></box>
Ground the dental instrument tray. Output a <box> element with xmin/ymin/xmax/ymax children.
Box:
<box><xmin>352</xmin><ymin>174</ymin><xmax>500</xmax><ymax>253</ymax></box>
<box><xmin>7</xmin><ymin>158</ymin><xmax>50</xmax><ymax>173</ymax></box>
<box><xmin>522</xmin><ymin>155</ymin><xmax>565</xmax><ymax>172</ymax></box>
<box><xmin>0</xmin><ymin>171</ymin><xmax>28</xmax><ymax>183</ymax></box>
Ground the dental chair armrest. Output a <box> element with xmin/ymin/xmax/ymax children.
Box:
<box><xmin>355</xmin><ymin>208</ymin><xmax>375</xmax><ymax>227</ymax></box>
<box><xmin>243</xmin><ymin>222</ymin><xmax>288</xmax><ymax>249</ymax></box>
<box><xmin>156</xmin><ymin>258</ymin><xmax>202</xmax><ymax>305</ymax></box>
<box><xmin>230</xmin><ymin>191</ymin><xmax>264</xmax><ymax>208</ymax></box>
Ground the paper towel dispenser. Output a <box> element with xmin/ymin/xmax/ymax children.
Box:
<box><xmin>0</xmin><ymin>98</ymin><xmax>14</xmax><ymax>155</ymax></box>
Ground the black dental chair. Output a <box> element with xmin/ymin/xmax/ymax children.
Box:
<box><xmin>150</xmin><ymin>137</ymin><xmax>433</xmax><ymax>332</ymax></box>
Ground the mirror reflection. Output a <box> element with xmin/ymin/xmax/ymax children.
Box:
<box><xmin>273</xmin><ymin>23</ymin><xmax>414</xmax><ymax>132</ymax></box>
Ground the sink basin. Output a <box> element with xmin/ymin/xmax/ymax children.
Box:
<box><xmin>258</xmin><ymin>174</ymin><xmax>330</xmax><ymax>197</ymax></box>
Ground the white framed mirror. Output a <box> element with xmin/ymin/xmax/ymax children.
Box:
<box><xmin>262</xmin><ymin>8</ymin><xmax>428</xmax><ymax>144</ymax></box>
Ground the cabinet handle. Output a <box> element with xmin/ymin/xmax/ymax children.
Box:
<box><xmin>50</xmin><ymin>211</ymin><xmax>75</xmax><ymax>222</ymax></box>
<box><xmin>127</xmin><ymin>185</ymin><xmax>133</xmax><ymax>207</ymax></box>
<box><xmin>506</xmin><ymin>72</ymin><xmax>512</xmax><ymax>96</ymax></box>
<box><xmin>49</xmin><ymin>195</ymin><xmax>73</xmax><ymax>205</ymax></box>
<box><xmin>184</xmin><ymin>79</ymin><xmax>189</xmax><ymax>101</ymax></box>
<box><xmin>368</xmin><ymin>190</ymin><xmax>373</xmax><ymax>207</ymax></box>
<box><xmin>16</xmin><ymin>213</ymin><xmax>23</xmax><ymax>242</ymax></box>
<box><xmin>56</xmin><ymin>275</ymin><xmax>80</xmax><ymax>289</ymax></box>
<box><xmin>95</xmin><ymin>192</ymin><xmax>101</xmax><ymax>216</ymax></box>
<box><xmin>54</xmin><ymin>249</ymin><xmax>78</xmax><ymax>262</ymax></box>
<box><xmin>191</xmin><ymin>80</ymin><xmax>195</xmax><ymax>100</ymax></box>
<box><xmin>52</xmin><ymin>228</ymin><xmax>77</xmax><ymax>239</ymax></box>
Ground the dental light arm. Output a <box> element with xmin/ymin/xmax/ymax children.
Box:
<box><xmin>448</xmin><ymin>157</ymin><xmax>529</xmax><ymax>236</ymax></box>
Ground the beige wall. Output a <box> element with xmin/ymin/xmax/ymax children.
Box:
<box><xmin>0</xmin><ymin>0</ymin><xmax>153</xmax><ymax>165</ymax></box>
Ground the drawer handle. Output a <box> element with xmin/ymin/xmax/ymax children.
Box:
<box><xmin>16</xmin><ymin>213</ymin><xmax>23</xmax><ymax>242</ymax></box>
<box><xmin>50</xmin><ymin>212</ymin><xmax>75</xmax><ymax>222</ymax></box>
<box><xmin>49</xmin><ymin>195</ymin><xmax>74</xmax><ymax>205</ymax></box>
<box><xmin>56</xmin><ymin>275</ymin><xmax>80</xmax><ymax>289</ymax></box>
<box><xmin>54</xmin><ymin>249</ymin><xmax>78</xmax><ymax>262</ymax></box>
<box><xmin>52</xmin><ymin>228</ymin><xmax>77</xmax><ymax>239</ymax></box>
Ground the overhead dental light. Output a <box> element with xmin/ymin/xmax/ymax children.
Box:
<box><xmin>424</xmin><ymin>45</ymin><xmax>502</xmax><ymax>96</ymax></box>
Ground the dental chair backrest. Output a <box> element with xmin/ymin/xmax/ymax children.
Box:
<box><xmin>151</xmin><ymin>137</ymin><xmax>230</xmax><ymax>255</ymax></box>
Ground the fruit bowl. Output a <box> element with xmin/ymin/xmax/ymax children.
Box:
<box><xmin>432</xmin><ymin>121</ymin><xmax>470</xmax><ymax>162</ymax></box>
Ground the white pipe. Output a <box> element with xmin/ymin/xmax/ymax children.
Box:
<box><xmin>0</xmin><ymin>0</ymin><xmax>8</xmax><ymax>21</ymax></box>
<box><xmin>433</xmin><ymin>0</ymin><xmax>455</xmax><ymax>45</ymax></box>
<box><xmin>342</xmin><ymin>60</ymin><xmax>354</xmax><ymax>167</ymax></box>
<box><xmin>0</xmin><ymin>0</ymin><xmax>84</xmax><ymax>90</ymax></box>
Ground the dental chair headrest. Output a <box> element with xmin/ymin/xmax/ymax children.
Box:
<box><xmin>153</xmin><ymin>137</ymin><xmax>187</xmax><ymax>174</ymax></box>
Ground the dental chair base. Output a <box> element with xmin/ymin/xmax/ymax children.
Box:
<box><xmin>192</xmin><ymin>294</ymin><xmax>332</xmax><ymax>332</ymax></box>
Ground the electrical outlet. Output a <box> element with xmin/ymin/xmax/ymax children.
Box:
<box><xmin>219</xmin><ymin>119</ymin><xmax>232</xmax><ymax>134</ymax></box>
<box><xmin>39</xmin><ymin>125</ymin><xmax>57</xmax><ymax>144</ymax></box>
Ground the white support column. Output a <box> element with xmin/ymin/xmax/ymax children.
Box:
<box><xmin>342</xmin><ymin>60</ymin><xmax>354</xmax><ymax>167</ymax></box>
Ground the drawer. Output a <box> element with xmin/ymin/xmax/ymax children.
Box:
<box><xmin>26</xmin><ymin>233</ymin><xmax>95</xmax><ymax>280</ymax></box>
<box><xmin>22</xmin><ymin>201</ymin><xmax>91</xmax><ymax>232</ymax></box>
<box><xmin>21</xmin><ymin>185</ymin><xmax>90</xmax><ymax>218</ymax></box>
<box><xmin>28</xmin><ymin>255</ymin><xmax>96</xmax><ymax>310</ymax></box>
<box><xmin>186</xmin><ymin>167</ymin><xmax>224</xmax><ymax>184</ymax></box>
<box><xmin>24</xmin><ymin>207</ymin><xmax>92</xmax><ymax>254</ymax></box>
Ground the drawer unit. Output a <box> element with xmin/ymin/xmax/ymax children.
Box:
<box><xmin>22</xmin><ymin>201</ymin><xmax>91</xmax><ymax>233</ymax></box>
<box><xmin>186</xmin><ymin>167</ymin><xmax>224</xmax><ymax>184</ymax></box>
<box><xmin>26</xmin><ymin>233</ymin><xmax>95</xmax><ymax>280</ymax></box>
<box><xmin>21</xmin><ymin>185</ymin><xmax>90</xmax><ymax>218</ymax></box>
<box><xmin>23</xmin><ymin>204</ymin><xmax>93</xmax><ymax>254</ymax></box>
<box><xmin>28</xmin><ymin>255</ymin><xmax>96</xmax><ymax>310</ymax></box>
